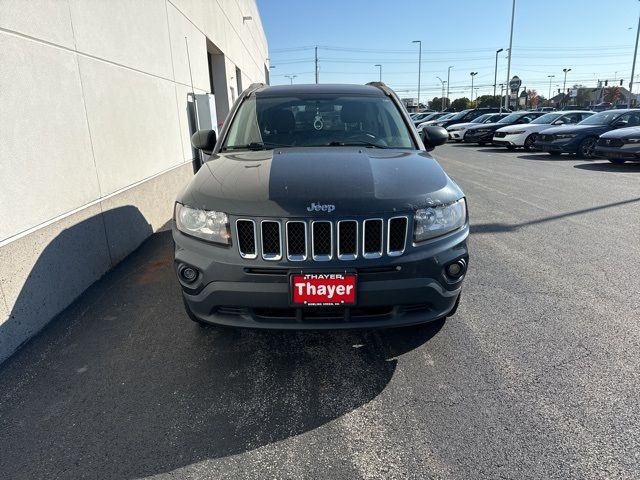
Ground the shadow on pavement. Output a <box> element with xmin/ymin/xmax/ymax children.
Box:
<box><xmin>574</xmin><ymin>161</ymin><xmax>640</xmax><ymax>173</ymax></box>
<box><xmin>0</xmin><ymin>230</ymin><xmax>444</xmax><ymax>479</ymax></box>
<box><xmin>517</xmin><ymin>153</ymin><xmax>572</xmax><ymax>161</ymax></box>
<box><xmin>471</xmin><ymin>196</ymin><xmax>640</xmax><ymax>234</ymax></box>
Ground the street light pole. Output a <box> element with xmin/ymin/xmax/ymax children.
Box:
<box><xmin>374</xmin><ymin>64</ymin><xmax>382</xmax><ymax>82</ymax></box>
<box><xmin>437</xmin><ymin>76</ymin><xmax>445</xmax><ymax>110</ymax></box>
<box><xmin>562</xmin><ymin>68</ymin><xmax>571</xmax><ymax>106</ymax></box>
<box><xmin>447</xmin><ymin>66</ymin><xmax>453</xmax><ymax>108</ymax></box>
<box><xmin>547</xmin><ymin>74</ymin><xmax>555</xmax><ymax>106</ymax></box>
<box><xmin>285</xmin><ymin>74</ymin><xmax>297</xmax><ymax>85</ymax></box>
<box><xmin>412</xmin><ymin>40</ymin><xmax>422</xmax><ymax>109</ymax></box>
<box><xmin>470</xmin><ymin>72</ymin><xmax>478</xmax><ymax>106</ymax></box>
<box><xmin>629</xmin><ymin>13</ymin><xmax>640</xmax><ymax>108</ymax></box>
<box><xmin>505</xmin><ymin>0</ymin><xmax>516</xmax><ymax>111</ymax></box>
<box><xmin>494</xmin><ymin>48</ymin><xmax>503</xmax><ymax>101</ymax></box>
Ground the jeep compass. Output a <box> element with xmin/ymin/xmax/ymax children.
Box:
<box><xmin>173</xmin><ymin>83</ymin><xmax>469</xmax><ymax>329</ymax></box>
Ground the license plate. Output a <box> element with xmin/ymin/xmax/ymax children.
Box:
<box><xmin>290</xmin><ymin>273</ymin><xmax>357</xmax><ymax>306</ymax></box>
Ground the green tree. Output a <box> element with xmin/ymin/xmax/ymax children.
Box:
<box><xmin>428</xmin><ymin>97</ymin><xmax>442</xmax><ymax>110</ymax></box>
<box><xmin>451</xmin><ymin>97</ymin><xmax>471</xmax><ymax>111</ymax></box>
<box><xmin>475</xmin><ymin>95</ymin><xmax>501</xmax><ymax>108</ymax></box>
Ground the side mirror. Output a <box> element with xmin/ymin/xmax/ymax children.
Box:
<box><xmin>421</xmin><ymin>126</ymin><xmax>448</xmax><ymax>151</ymax></box>
<box><xmin>553</xmin><ymin>120</ymin><xmax>564</xmax><ymax>125</ymax></box>
<box><xmin>190</xmin><ymin>129</ymin><xmax>217</xmax><ymax>154</ymax></box>
<box><xmin>612</xmin><ymin>121</ymin><xmax>627</xmax><ymax>129</ymax></box>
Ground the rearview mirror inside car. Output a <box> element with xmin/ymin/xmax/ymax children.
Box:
<box><xmin>421</xmin><ymin>126</ymin><xmax>448</xmax><ymax>151</ymax></box>
<box><xmin>190</xmin><ymin>129</ymin><xmax>217</xmax><ymax>154</ymax></box>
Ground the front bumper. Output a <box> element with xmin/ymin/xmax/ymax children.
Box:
<box><xmin>464</xmin><ymin>131</ymin><xmax>494</xmax><ymax>143</ymax></box>
<box><xmin>493</xmin><ymin>132</ymin><xmax>527</xmax><ymax>147</ymax></box>
<box><xmin>533</xmin><ymin>138</ymin><xmax>581</xmax><ymax>153</ymax></box>
<box><xmin>595</xmin><ymin>145</ymin><xmax>640</xmax><ymax>161</ymax></box>
<box><xmin>173</xmin><ymin>225</ymin><xmax>469</xmax><ymax>329</ymax></box>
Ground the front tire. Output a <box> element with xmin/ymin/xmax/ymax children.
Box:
<box><xmin>523</xmin><ymin>133</ymin><xmax>537</xmax><ymax>151</ymax></box>
<box><xmin>577</xmin><ymin>137</ymin><xmax>597</xmax><ymax>159</ymax></box>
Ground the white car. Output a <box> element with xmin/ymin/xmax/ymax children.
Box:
<box><xmin>447</xmin><ymin>113</ymin><xmax>510</xmax><ymax>142</ymax></box>
<box><xmin>492</xmin><ymin>110</ymin><xmax>594</xmax><ymax>150</ymax></box>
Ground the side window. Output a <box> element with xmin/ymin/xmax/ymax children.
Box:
<box><xmin>467</xmin><ymin>111</ymin><xmax>483</xmax><ymax>120</ymax></box>
<box><xmin>581</xmin><ymin>113</ymin><xmax>593</xmax><ymax>121</ymax></box>
<box><xmin>614</xmin><ymin>113</ymin><xmax>638</xmax><ymax>127</ymax></box>
<box><xmin>517</xmin><ymin>115</ymin><xmax>534</xmax><ymax>124</ymax></box>
<box><xmin>560</xmin><ymin>113</ymin><xmax>579</xmax><ymax>124</ymax></box>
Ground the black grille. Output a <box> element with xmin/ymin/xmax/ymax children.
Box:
<box><xmin>286</xmin><ymin>222</ymin><xmax>306</xmax><ymax>257</ymax></box>
<box><xmin>388</xmin><ymin>217</ymin><xmax>407</xmax><ymax>253</ymax></box>
<box><xmin>494</xmin><ymin>131</ymin><xmax>507</xmax><ymax>138</ymax></box>
<box><xmin>236</xmin><ymin>220</ymin><xmax>256</xmax><ymax>257</ymax></box>
<box><xmin>261</xmin><ymin>221</ymin><xmax>281</xmax><ymax>257</ymax></box>
<box><xmin>364</xmin><ymin>220</ymin><xmax>383</xmax><ymax>255</ymax></box>
<box><xmin>539</xmin><ymin>134</ymin><xmax>554</xmax><ymax>142</ymax></box>
<box><xmin>338</xmin><ymin>221</ymin><xmax>357</xmax><ymax>256</ymax></box>
<box><xmin>312</xmin><ymin>222</ymin><xmax>332</xmax><ymax>257</ymax></box>
<box><xmin>598</xmin><ymin>137</ymin><xmax>624</xmax><ymax>147</ymax></box>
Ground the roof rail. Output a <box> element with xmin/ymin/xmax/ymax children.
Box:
<box><xmin>366</xmin><ymin>81</ymin><xmax>394</xmax><ymax>96</ymax></box>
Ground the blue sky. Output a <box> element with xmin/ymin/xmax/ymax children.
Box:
<box><xmin>257</xmin><ymin>0</ymin><xmax>639</xmax><ymax>101</ymax></box>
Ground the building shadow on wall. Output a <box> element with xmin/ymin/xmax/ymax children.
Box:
<box><xmin>0</xmin><ymin>212</ymin><xmax>444</xmax><ymax>479</ymax></box>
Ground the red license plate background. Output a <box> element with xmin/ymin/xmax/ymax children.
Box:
<box><xmin>290</xmin><ymin>273</ymin><xmax>357</xmax><ymax>306</ymax></box>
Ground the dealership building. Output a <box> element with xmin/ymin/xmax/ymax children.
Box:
<box><xmin>0</xmin><ymin>0</ymin><xmax>269</xmax><ymax>362</ymax></box>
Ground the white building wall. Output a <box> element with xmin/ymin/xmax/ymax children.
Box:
<box><xmin>0</xmin><ymin>0</ymin><xmax>269</xmax><ymax>363</ymax></box>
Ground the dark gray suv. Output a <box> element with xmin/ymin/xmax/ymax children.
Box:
<box><xmin>173</xmin><ymin>83</ymin><xmax>469</xmax><ymax>329</ymax></box>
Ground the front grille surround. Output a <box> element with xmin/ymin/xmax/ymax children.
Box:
<box><xmin>235</xmin><ymin>215</ymin><xmax>410</xmax><ymax>262</ymax></box>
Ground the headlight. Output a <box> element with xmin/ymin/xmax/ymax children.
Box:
<box><xmin>626</xmin><ymin>138</ymin><xmax>640</xmax><ymax>143</ymax></box>
<box><xmin>414</xmin><ymin>198</ymin><xmax>467</xmax><ymax>242</ymax></box>
<box><xmin>508</xmin><ymin>130</ymin><xmax>526</xmax><ymax>135</ymax></box>
<box><xmin>473</xmin><ymin>129</ymin><xmax>489</xmax><ymax>134</ymax></box>
<box><xmin>555</xmin><ymin>133</ymin><xmax>577</xmax><ymax>139</ymax></box>
<box><xmin>175</xmin><ymin>203</ymin><xmax>230</xmax><ymax>245</ymax></box>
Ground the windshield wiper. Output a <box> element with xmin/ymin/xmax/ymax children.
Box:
<box><xmin>326</xmin><ymin>141</ymin><xmax>389</xmax><ymax>149</ymax></box>
<box><xmin>222</xmin><ymin>142</ymin><xmax>292</xmax><ymax>151</ymax></box>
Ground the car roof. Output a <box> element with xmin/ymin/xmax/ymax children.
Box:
<box><xmin>253</xmin><ymin>83</ymin><xmax>386</xmax><ymax>97</ymax></box>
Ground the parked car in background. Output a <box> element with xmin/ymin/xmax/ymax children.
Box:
<box><xmin>536</xmin><ymin>107</ymin><xmax>555</xmax><ymax>112</ymax></box>
<box><xmin>447</xmin><ymin>112</ymin><xmax>510</xmax><ymax>142</ymax></box>
<box><xmin>417</xmin><ymin>113</ymin><xmax>456</xmax><ymax>131</ymax></box>
<box><xmin>437</xmin><ymin>107</ymin><xmax>505</xmax><ymax>129</ymax></box>
<box><xmin>595</xmin><ymin>126</ymin><xmax>640</xmax><ymax>163</ymax></box>
<box><xmin>492</xmin><ymin>110</ymin><xmax>594</xmax><ymax>150</ymax></box>
<box><xmin>534</xmin><ymin>109</ymin><xmax>640</xmax><ymax>158</ymax></box>
<box><xmin>591</xmin><ymin>102</ymin><xmax>613</xmax><ymax>112</ymax></box>
<box><xmin>411</xmin><ymin>111</ymin><xmax>440</xmax><ymax>126</ymax></box>
<box><xmin>464</xmin><ymin>111</ymin><xmax>546</xmax><ymax>145</ymax></box>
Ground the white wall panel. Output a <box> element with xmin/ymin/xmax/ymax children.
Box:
<box><xmin>0</xmin><ymin>33</ymin><xmax>99</xmax><ymax>241</ymax></box>
<box><xmin>0</xmin><ymin>0</ymin><xmax>76</xmax><ymax>48</ymax></box>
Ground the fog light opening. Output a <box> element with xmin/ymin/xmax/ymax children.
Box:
<box><xmin>180</xmin><ymin>265</ymin><xmax>199</xmax><ymax>283</ymax></box>
<box><xmin>446</xmin><ymin>258</ymin><xmax>467</xmax><ymax>279</ymax></box>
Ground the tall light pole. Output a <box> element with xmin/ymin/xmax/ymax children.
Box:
<box><xmin>547</xmin><ymin>74</ymin><xmax>555</xmax><ymax>106</ymax></box>
<box><xmin>447</xmin><ymin>66</ymin><xmax>453</xmax><ymax>108</ymax></box>
<box><xmin>374</xmin><ymin>64</ymin><xmax>382</xmax><ymax>82</ymax></box>
<box><xmin>437</xmin><ymin>76</ymin><xmax>446</xmax><ymax>110</ymax></box>
<box><xmin>412</xmin><ymin>40</ymin><xmax>422</xmax><ymax>109</ymax></box>
<box><xmin>470</xmin><ymin>72</ymin><xmax>478</xmax><ymax>105</ymax></box>
<box><xmin>629</xmin><ymin>13</ymin><xmax>640</xmax><ymax>108</ymax></box>
<box><xmin>504</xmin><ymin>0</ymin><xmax>516</xmax><ymax>111</ymax></box>
<box><xmin>285</xmin><ymin>74</ymin><xmax>297</xmax><ymax>85</ymax></box>
<box><xmin>562</xmin><ymin>68</ymin><xmax>571</xmax><ymax>106</ymax></box>
<box><xmin>494</xmin><ymin>48</ymin><xmax>503</xmax><ymax>101</ymax></box>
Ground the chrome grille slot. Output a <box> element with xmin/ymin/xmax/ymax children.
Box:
<box><xmin>286</xmin><ymin>221</ymin><xmax>307</xmax><ymax>261</ymax></box>
<box><xmin>387</xmin><ymin>217</ymin><xmax>408</xmax><ymax>256</ymax></box>
<box><xmin>363</xmin><ymin>219</ymin><xmax>383</xmax><ymax>258</ymax></box>
<box><xmin>236</xmin><ymin>219</ymin><xmax>257</xmax><ymax>259</ymax></box>
<box><xmin>261</xmin><ymin>221</ymin><xmax>282</xmax><ymax>260</ymax></box>
<box><xmin>312</xmin><ymin>221</ymin><xmax>332</xmax><ymax>261</ymax></box>
<box><xmin>337</xmin><ymin>220</ymin><xmax>358</xmax><ymax>260</ymax></box>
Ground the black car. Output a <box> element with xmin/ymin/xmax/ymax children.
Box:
<box><xmin>174</xmin><ymin>83</ymin><xmax>469</xmax><ymax>329</ymax></box>
<box><xmin>534</xmin><ymin>109</ymin><xmax>640</xmax><ymax>158</ymax></box>
<box><xmin>464</xmin><ymin>111</ymin><xmax>545</xmax><ymax>145</ymax></box>
<box><xmin>595</xmin><ymin>126</ymin><xmax>640</xmax><ymax>163</ymax></box>
<box><xmin>413</xmin><ymin>111</ymin><xmax>447</xmax><ymax>127</ymax></box>
<box><xmin>435</xmin><ymin>107</ymin><xmax>505</xmax><ymax>129</ymax></box>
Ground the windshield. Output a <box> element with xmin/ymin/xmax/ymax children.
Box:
<box><xmin>448</xmin><ymin>110</ymin><xmax>470</xmax><ymax>121</ymax></box>
<box><xmin>223</xmin><ymin>94</ymin><xmax>414</xmax><ymax>150</ymax></box>
<box><xmin>530</xmin><ymin>113</ymin><xmax>562</xmax><ymax>124</ymax></box>
<box><xmin>498</xmin><ymin>113</ymin><xmax>526</xmax><ymax>124</ymax></box>
<box><xmin>471</xmin><ymin>114</ymin><xmax>492</xmax><ymax>124</ymax></box>
<box><xmin>578</xmin><ymin>110</ymin><xmax>624</xmax><ymax>125</ymax></box>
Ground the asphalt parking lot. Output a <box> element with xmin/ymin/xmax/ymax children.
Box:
<box><xmin>1</xmin><ymin>144</ymin><xmax>639</xmax><ymax>480</ymax></box>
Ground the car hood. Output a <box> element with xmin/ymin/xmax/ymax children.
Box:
<box><xmin>447</xmin><ymin>122</ymin><xmax>474</xmax><ymax>131</ymax></box>
<box><xmin>540</xmin><ymin>124</ymin><xmax>610</xmax><ymax>135</ymax></box>
<box><xmin>178</xmin><ymin>147</ymin><xmax>462</xmax><ymax>216</ymax></box>
<box><xmin>600</xmin><ymin>126</ymin><xmax>640</xmax><ymax>139</ymax></box>
<box><xmin>467</xmin><ymin>122</ymin><xmax>504</xmax><ymax>131</ymax></box>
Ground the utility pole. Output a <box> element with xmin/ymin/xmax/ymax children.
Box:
<box><xmin>562</xmin><ymin>68</ymin><xmax>571</xmax><ymax>106</ymax></box>
<box><xmin>285</xmin><ymin>74</ymin><xmax>297</xmax><ymax>85</ymax></box>
<box><xmin>447</xmin><ymin>66</ymin><xmax>453</xmax><ymax>108</ymax></box>
<box><xmin>547</xmin><ymin>74</ymin><xmax>555</xmax><ymax>106</ymax></box>
<box><xmin>494</xmin><ymin>48</ymin><xmax>503</xmax><ymax>101</ymax></box>
<box><xmin>315</xmin><ymin>46</ymin><xmax>318</xmax><ymax>84</ymax></box>
<box><xmin>437</xmin><ymin>76</ymin><xmax>446</xmax><ymax>110</ymax></box>
<box><xmin>413</xmin><ymin>40</ymin><xmax>422</xmax><ymax>109</ymax></box>
<box><xmin>470</xmin><ymin>72</ymin><xmax>478</xmax><ymax>106</ymax></box>
<box><xmin>505</xmin><ymin>0</ymin><xmax>516</xmax><ymax>111</ymax></box>
<box><xmin>629</xmin><ymin>13</ymin><xmax>640</xmax><ymax>108</ymax></box>
<box><xmin>375</xmin><ymin>64</ymin><xmax>382</xmax><ymax>82</ymax></box>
